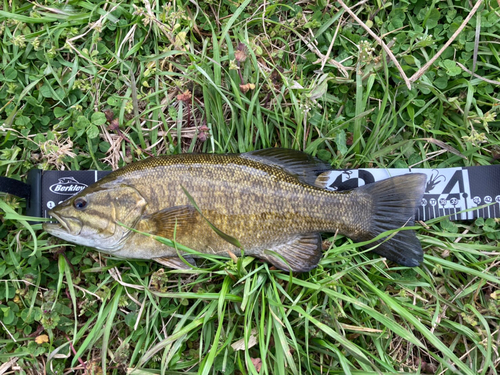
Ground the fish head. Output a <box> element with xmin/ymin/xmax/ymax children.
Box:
<box><xmin>43</xmin><ymin>185</ymin><xmax>147</xmax><ymax>252</ymax></box>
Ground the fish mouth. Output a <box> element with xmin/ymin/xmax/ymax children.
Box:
<box><xmin>44</xmin><ymin>211</ymin><xmax>82</xmax><ymax>236</ymax></box>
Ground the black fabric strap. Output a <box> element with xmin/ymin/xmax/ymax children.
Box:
<box><xmin>0</xmin><ymin>176</ymin><xmax>31</xmax><ymax>200</ymax></box>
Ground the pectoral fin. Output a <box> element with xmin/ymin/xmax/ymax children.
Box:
<box><xmin>145</xmin><ymin>205</ymin><xmax>199</xmax><ymax>238</ymax></box>
<box><xmin>154</xmin><ymin>256</ymin><xmax>196</xmax><ymax>269</ymax></box>
<box><xmin>259</xmin><ymin>233</ymin><xmax>322</xmax><ymax>272</ymax></box>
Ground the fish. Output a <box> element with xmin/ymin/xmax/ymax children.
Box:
<box><xmin>43</xmin><ymin>148</ymin><xmax>427</xmax><ymax>272</ymax></box>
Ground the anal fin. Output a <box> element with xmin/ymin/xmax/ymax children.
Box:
<box><xmin>154</xmin><ymin>256</ymin><xmax>196</xmax><ymax>270</ymax></box>
<box><xmin>259</xmin><ymin>233</ymin><xmax>322</xmax><ymax>272</ymax></box>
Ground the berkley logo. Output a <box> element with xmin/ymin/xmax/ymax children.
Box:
<box><xmin>49</xmin><ymin>177</ymin><xmax>88</xmax><ymax>196</ymax></box>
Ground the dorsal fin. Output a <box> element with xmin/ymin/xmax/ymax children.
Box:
<box><xmin>314</xmin><ymin>171</ymin><xmax>331</xmax><ymax>189</ymax></box>
<box><xmin>240</xmin><ymin>148</ymin><xmax>331</xmax><ymax>185</ymax></box>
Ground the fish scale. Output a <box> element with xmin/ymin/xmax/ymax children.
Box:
<box><xmin>43</xmin><ymin>149</ymin><xmax>427</xmax><ymax>271</ymax></box>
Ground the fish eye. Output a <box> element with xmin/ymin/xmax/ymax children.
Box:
<box><xmin>73</xmin><ymin>197</ymin><xmax>87</xmax><ymax>210</ymax></box>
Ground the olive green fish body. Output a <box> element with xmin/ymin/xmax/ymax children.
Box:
<box><xmin>44</xmin><ymin>149</ymin><xmax>426</xmax><ymax>271</ymax></box>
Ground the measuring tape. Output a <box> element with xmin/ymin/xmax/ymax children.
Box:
<box><xmin>320</xmin><ymin>166</ymin><xmax>500</xmax><ymax>221</ymax></box>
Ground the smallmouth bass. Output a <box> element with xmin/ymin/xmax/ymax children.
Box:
<box><xmin>43</xmin><ymin>149</ymin><xmax>426</xmax><ymax>271</ymax></box>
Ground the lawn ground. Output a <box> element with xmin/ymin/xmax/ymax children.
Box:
<box><xmin>1</xmin><ymin>0</ymin><xmax>500</xmax><ymax>374</ymax></box>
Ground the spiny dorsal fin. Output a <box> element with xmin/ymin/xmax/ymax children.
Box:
<box><xmin>259</xmin><ymin>233</ymin><xmax>322</xmax><ymax>272</ymax></box>
<box><xmin>241</xmin><ymin>148</ymin><xmax>331</xmax><ymax>185</ymax></box>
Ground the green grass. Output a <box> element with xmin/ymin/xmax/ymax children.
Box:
<box><xmin>1</xmin><ymin>0</ymin><xmax>500</xmax><ymax>373</ymax></box>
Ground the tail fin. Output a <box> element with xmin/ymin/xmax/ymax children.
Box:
<box><xmin>354</xmin><ymin>174</ymin><xmax>426</xmax><ymax>266</ymax></box>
